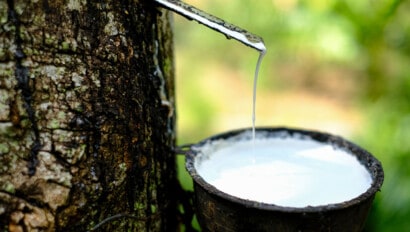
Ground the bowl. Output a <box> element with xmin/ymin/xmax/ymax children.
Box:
<box><xmin>185</xmin><ymin>127</ymin><xmax>384</xmax><ymax>232</ymax></box>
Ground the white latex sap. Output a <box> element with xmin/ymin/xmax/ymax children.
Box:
<box><xmin>195</xmin><ymin>134</ymin><xmax>372</xmax><ymax>207</ymax></box>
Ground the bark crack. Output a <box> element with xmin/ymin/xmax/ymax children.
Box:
<box><xmin>7</xmin><ymin>0</ymin><xmax>42</xmax><ymax>176</ymax></box>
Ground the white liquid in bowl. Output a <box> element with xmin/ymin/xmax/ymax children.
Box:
<box><xmin>195</xmin><ymin>135</ymin><xmax>372</xmax><ymax>208</ymax></box>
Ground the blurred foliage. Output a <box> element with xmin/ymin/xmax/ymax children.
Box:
<box><xmin>333</xmin><ymin>0</ymin><xmax>410</xmax><ymax>231</ymax></box>
<box><xmin>173</xmin><ymin>0</ymin><xmax>410</xmax><ymax>231</ymax></box>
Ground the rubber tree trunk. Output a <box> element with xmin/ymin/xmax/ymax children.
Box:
<box><xmin>0</xmin><ymin>0</ymin><xmax>177</xmax><ymax>231</ymax></box>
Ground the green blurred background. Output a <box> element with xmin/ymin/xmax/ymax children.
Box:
<box><xmin>173</xmin><ymin>0</ymin><xmax>410</xmax><ymax>231</ymax></box>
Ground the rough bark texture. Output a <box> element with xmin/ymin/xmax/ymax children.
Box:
<box><xmin>0</xmin><ymin>0</ymin><xmax>177</xmax><ymax>231</ymax></box>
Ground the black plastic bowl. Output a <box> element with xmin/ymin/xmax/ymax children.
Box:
<box><xmin>185</xmin><ymin>127</ymin><xmax>384</xmax><ymax>232</ymax></box>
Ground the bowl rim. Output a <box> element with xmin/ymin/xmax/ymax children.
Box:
<box><xmin>185</xmin><ymin>127</ymin><xmax>384</xmax><ymax>213</ymax></box>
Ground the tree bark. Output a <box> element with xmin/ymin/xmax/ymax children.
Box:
<box><xmin>0</xmin><ymin>0</ymin><xmax>177</xmax><ymax>231</ymax></box>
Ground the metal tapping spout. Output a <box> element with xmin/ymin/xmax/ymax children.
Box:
<box><xmin>155</xmin><ymin>0</ymin><xmax>267</xmax><ymax>142</ymax></box>
<box><xmin>154</xmin><ymin>0</ymin><xmax>266</xmax><ymax>52</ymax></box>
